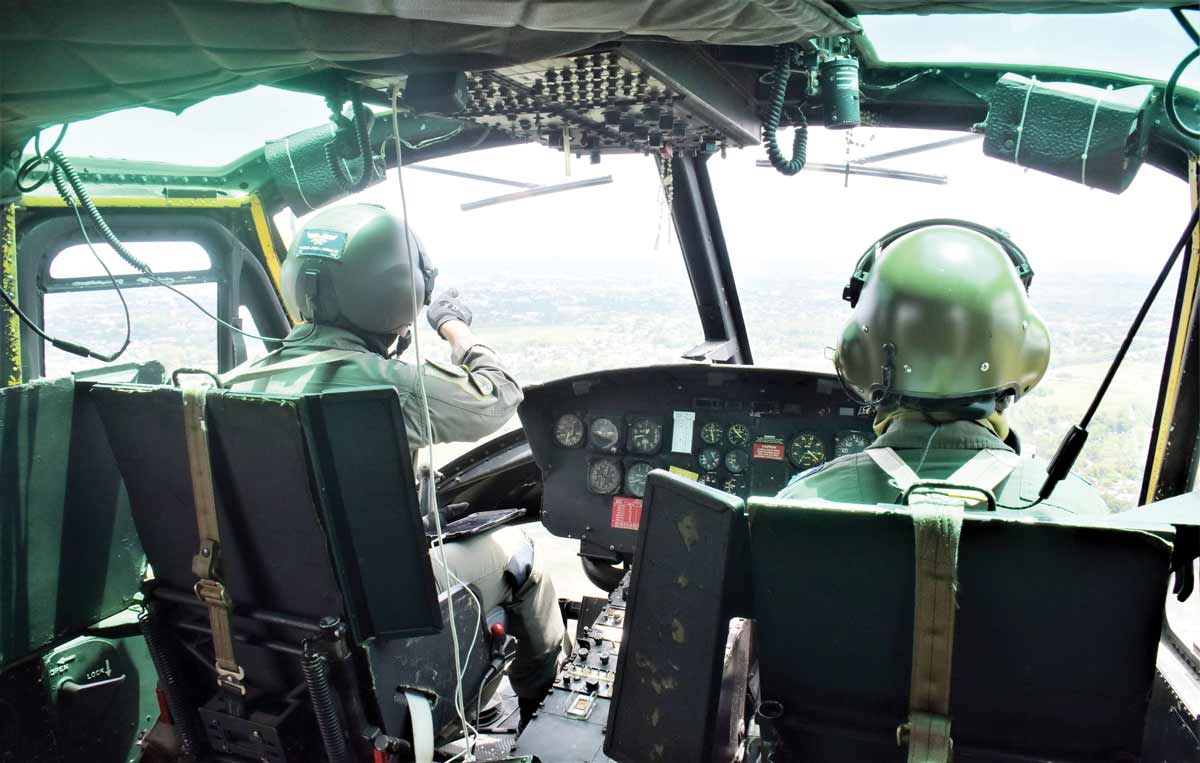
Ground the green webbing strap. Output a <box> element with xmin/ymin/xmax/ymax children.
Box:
<box><xmin>218</xmin><ymin>348</ymin><xmax>362</xmax><ymax>387</ymax></box>
<box><xmin>900</xmin><ymin>501</ymin><xmax>964</xmax><ymax>763</ymax></box>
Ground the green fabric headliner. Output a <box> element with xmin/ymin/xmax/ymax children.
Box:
<box><xmin>1</xmin><ymin>0</ymin><xmax>1187</xmax><ymax>153</ymax></box>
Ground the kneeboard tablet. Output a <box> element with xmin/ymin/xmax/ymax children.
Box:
<box><xmin>431</xmin><ymin>508</ymin><xmax>526</xmax><ymax>542</ymax></box>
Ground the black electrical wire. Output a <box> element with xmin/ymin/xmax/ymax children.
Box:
<box><xmin>1037</xmin><ymin>205</ymin><xmax>1200</xmax><ymax>503</ymax></box>
<box><xmin>1081</xmin><ymin>205</ymin><xmax>1199</xmax><ymax>429</ymax></box>
<box><xmin>60</xmin><ymin>175</ymin><xmax>319</xmax><ymax>348</ymax></box>
<box><xmin>1165</xmin><ymin>46</ymin><xmax>1200</xmax><ymax>141</ymax></box>
<box><xmin>11</xmin><ymin>124</ymin><xmax>319</xmax><ymax>357</ymax></box>
<box><xmin>762</xmin><ymin>44</ymin><xmax>809</xmax><ymax>176</ymax></box>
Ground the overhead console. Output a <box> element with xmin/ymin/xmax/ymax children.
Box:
<box><xmin>406</xmin><ymin>42</ymin><xmax>762</xmax><ymax>159</ymax></box>
<box><xmin>519</xmin><ymin>364</ymin><xmax>874</xmax><ymax>557</ymax></box>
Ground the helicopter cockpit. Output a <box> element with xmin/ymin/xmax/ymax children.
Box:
<box><xmin>3</xmin><ymin>3</ymin><xmax>1200</xmax><ymax>763</ymax></box>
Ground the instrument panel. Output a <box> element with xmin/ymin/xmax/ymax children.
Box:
<box><xmin>519</xmin><ymin>364</ymin><xmax>874</xmax><ymax>556</ymax></box>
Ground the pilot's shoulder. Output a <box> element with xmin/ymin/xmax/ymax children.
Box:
<box><xmin>776</xmin><ymin>454</ymin><xmax>861</xmax><ymax>501</ymax></box>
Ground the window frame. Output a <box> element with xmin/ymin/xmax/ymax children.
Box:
<box><xmin>15</xmin><ymin>211</ymin><xmax>286</xmax><ymax>379</ymax></box>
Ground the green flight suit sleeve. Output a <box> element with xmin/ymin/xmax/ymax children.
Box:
<box><xmin>399</xmin><ymin>342</ymin><xmax>523</xmax><ymax>451</ymax></box>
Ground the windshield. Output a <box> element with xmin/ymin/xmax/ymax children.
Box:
<box><xmin>40</xmin><ymin>86</ymin><xmax>332</xmax><ymax>166</ymax></box>
<box><xmin>864</xmin><ymin>10</ymin><xmax>1200</xmax><ymax>87</ymax></box>
<box><xmin>300</xmin><ymin>144</ymin><xmax>701</xmax><ymax>464</ymax></box>
<box><xmin>709</xmin><ymin>126</ymin><xmax>1187</xmax><ymax>512</ymax></box>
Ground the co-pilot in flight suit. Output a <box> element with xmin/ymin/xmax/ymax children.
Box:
<box><xmin>224</xmin><ymin>323</ymin><xmax>564</xmax><ymax>699</ymax></box>
<box><xmin>779</xmin><ymin>412</ymin><xmax>1109</xmax><ymax>517</ymax></box>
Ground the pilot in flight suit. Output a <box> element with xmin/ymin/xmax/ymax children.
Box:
<box><xmin>223</xmin><ymin>203</ymin><xmax>564</xmax><ymax>714</ymax></box>
<box><xmin>779</xmin><ymin>223</ymin><xmax>1108</xmax><ymax>516</ymax></box>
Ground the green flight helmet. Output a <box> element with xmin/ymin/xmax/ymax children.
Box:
<box><xmin>835</xmin><ymin>224</ymin><xmax>1050</xmax><ymax>411</ymax></box>
<box><xmin>280</xmin><ymin>204</ymin><xmax>435</xmax><ymax>335</ymax></box>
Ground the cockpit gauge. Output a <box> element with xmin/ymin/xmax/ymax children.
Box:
<box><xmin>587</xmin><ymin>458</ymin><xmax>623</xmax><ymax>495</ymax></box>
<box><xmin>833</xmin><ymin>430</ymin><xmax>872</xmax><ymax>459</ymax></box>
<box><xmin>787</xmin><ymin>432</ymin><xmax>826</xmax><ymax>469</ymax></box>
<box><xmin>724</xmin><ymin>448</ymin><xmax>749</xmax><ymax>474</ymax></box>
<box><xmin>627</xmin><ymin>417</ymin><xmax>663</xmax><ymax>455</ymax></box>
<box><xmin>589</xmin><ymin>417</ymin><xmax>621</xmax><ymax>452</ymax></box>
<box><xmin>697</xmin><ymin>446</ymin><xmax>722</xmax><ymax>472</ymax></box>
<box><xmin>727</xmin><ymin>423</ymin><xmax>750</xmax><ymax>447</ymax></box>
<box><xmin>624</xmin><ymin>462</ymin><xmax>654</xmax><ymax>498</ymax></box>
<box><xmin>700</xmin><ymin>422</ymin><xmax>724</xmax><ymax>445</ymax></box>
<box><xmin>699</xmin><ymin>473</ymin><xmax>720</xmax><ymax>488</ymax></box>
<box><xmin>553</xmin><ymin>413</ymin><xmax>585</xmax><ymax>448</ymax></box>
<box><xmin>723</xmin><ymin>474</ymin><xmax>748</xmax><ymax>495</ymax></box>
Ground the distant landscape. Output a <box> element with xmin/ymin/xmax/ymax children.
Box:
<box><xmin>44</xmin><ymin>256</ymin><xmax>1172</xmax><ymax>512</ymax></box>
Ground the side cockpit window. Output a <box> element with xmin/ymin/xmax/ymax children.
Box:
<box><xmin>42</xmin><ymin>241</ymin><xmax>217</xmax><ymax>377</ymax></box>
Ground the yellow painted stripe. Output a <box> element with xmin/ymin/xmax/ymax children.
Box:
<box><xmin>19</xmin><ymin>195</ymin><xmax>250</xmax><ymax>209</ymax></box>
<box><xmin>247</xmin><ymin>194</ymin><xmax>296</xmax><ymax>325</ymax></box>
<box><xmin>2</xmin><ymin>205</ymin><xmax>20</xmax><ymax>386</ymax></box>
<box><xmin>1144</xmin><ymin>159</ymin><xmax>1200</xmax><ymax>503</ymax></box>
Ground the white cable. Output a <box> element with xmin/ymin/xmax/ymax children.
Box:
<box><xmin>391</xmin><ymin>84</ymin><xmax>478</xmax><ymax>760</ymax></box>
<box><xmin>1014</xmin><ymin>75</ymin><xmax>1038</xmax><ymax>169</ymax></box>
<box><xmin>1081</xmin><ymin>85</ymin><xmax>1113</xmax><ymax>188</ymax></box>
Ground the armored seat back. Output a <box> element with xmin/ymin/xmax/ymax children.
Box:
<box><xmin>609</xmin><ymin>471</ymin><xmax>1173</xmax><ymax>763</ymax></box>
<box><xmin>89</xmin><ymin>382</ymin><xmax>489</xmax><ymax>756</ymax></box>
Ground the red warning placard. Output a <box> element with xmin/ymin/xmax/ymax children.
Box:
<box><xmin>753</xmin><ymin>441</ymin><xmax>786</xmax><ymax>461</ymax></box>
<box><xmin>611</xmin><ymin>496</ymin><xmax>643</xmax><ymax>530</ymax></box>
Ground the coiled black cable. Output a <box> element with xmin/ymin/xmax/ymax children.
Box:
<box><xmin>762</xmin><ymin>44</ymin><xmax>809</xmax><ymax>176</ymax></box>
<box><xmin>325</xmin><ymin>86</ymin><xmax>378</xmax><ymax>194</ymax></box>
<box><xmin>300</xmin><ymin>645</ymin><xmax>353</xmax><ymax>763</ymax></box>
<box><xmin>8</xmin><ymin>125</ymin><xmax>319</xmax><ymax>361</ymax></box>
<box><xmin>47</xmin><ymin>147</ymin><xmax>153</xmax><ymax>273</ymax></box>
<box><xmin>140</xmin><ymin>606</ymin><xmax>202</xmax><ymax>757</ymax></box>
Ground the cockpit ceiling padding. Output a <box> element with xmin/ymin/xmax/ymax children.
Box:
<box><xmin>0</xmin><ymin>0</ymin><xmax>854</xmax><ymax>145</ymax></box>
<box><xmin>846</xmin><ymin>1</ymin><xmax>1186</xmax><ymax>11</ymax></box>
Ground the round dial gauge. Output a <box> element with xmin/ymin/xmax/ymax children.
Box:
<box><xmin>727</xmin><ymin>423</ymin><xmax>750</xmax><ymax>447</ymax></box>
<box><xmin>724</xmin><ymin>448</ymin><xmax>749</xmax><ymax>474</ymax></box>
<box><xmin>788</xmin><ymin>432</ymin><xmax>826</xmax><ymax>469</ymax></box>
<box><xmin>589</xmin><ymin>417</ymin><xmax>620</xmax><ymax>451</ymax></box>
<box><xmin>699</xmin><ymin>473</ymin><xmax>720</xmax><ymax>488</ymax></box>
<box><xmin>833</xmin><ymin>430</ymin><xmax>872</xmax><ymax>458</ymax></box>
<box><xmin>628</xmin><ymin>418</ymin><xmax>663</xmax><ymax>455</ymax></box>
<box><xmin>697</xmin><ymin>446</ymin><xmax>722</xmax><ymax>472</ymax></box>
<box><xmin>723</xmin><ymin>474</ymin><xmax>748</xmax><ymax>495</ymax></box>
<box><xmin>553</xmin><ymin>413</ymin><xmax>585</xmax><ymax>448</ymax></box>
<box><xmin>700</xmin><ymin>422</ymin><xmax>724</xmax><ymax>445</ymax></box>
<box><xmin>624</xmin><ymin>462</ymin><xmax>654</xmax><ymax>498</ymax></box>
<box><xmin>587</xmin><ymin>458</ymin><xmax>622</xmax><ymax>495</ymax></box>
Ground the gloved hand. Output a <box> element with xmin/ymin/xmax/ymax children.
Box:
<box><xmin>426</xmin><ymin>288</ymin><xmax>473</xmax><ymax>335</ymax></box>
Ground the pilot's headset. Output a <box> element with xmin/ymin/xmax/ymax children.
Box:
<box><xmin>280</xmin><ymin>203</ymin><xmax>437</xmax><ymax>344</ymax></box>
<box><xmin>836</xmin><ymin>219</ymin><xmax>1048</xmax><ymax>415</ymax></box>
